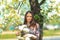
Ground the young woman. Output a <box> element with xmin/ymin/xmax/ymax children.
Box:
<box><xmin>24</xmin><ymin>11</ymin><xmax>40</xmax><ymax>40</ymax></box>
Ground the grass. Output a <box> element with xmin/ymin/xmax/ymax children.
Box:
<box><xmin>0</xmin><ymin>34</ymin><xmax>16</xmax><ymax>39</ymax></box>
<box><xmin>0</xmin><ymin>29</ymin><xmax>60</xmax><ymax>39</ymax></box>
<box><xmin>43</xmin><ymin>29</ymin><xmax>60</xmax><ymax>36</ymax></box>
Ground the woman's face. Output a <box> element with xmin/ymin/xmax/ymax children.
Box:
<box><xmin>26</xmin><ymin>13</ymin><xmax>32</xmax><ymax>23</ymax></box>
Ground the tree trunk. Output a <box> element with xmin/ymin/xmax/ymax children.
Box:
<box><xmin>29</xmin><ymin>0</ymin><xmax>40</xmax><ymax>14</ymax></box>
<box><xmin>29</xmin><ymin>0</ymin><xmax>45</xmax><ymax>40</ymax></box>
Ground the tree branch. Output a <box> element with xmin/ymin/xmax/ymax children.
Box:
<box><xmin>18</xmin><ymin>1</ymin><xmax>23</xmax><ymax>9</ymax></box>
<box><xmin>17</xmin><ymin>1</ymin><xmax>23</xmax><ymax>14</ymax></box>
<box><xmin>39</xmin><ymin>0</ymin><xmax>46</xmax><ymax>6</ymax></box>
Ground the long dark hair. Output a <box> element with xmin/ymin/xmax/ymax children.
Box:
<box><xmin>24</xmin><ymin>11</ymin><xmax>36</xmax><ymax>25</ymax></box>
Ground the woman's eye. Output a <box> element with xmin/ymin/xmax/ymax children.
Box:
<box><xmin>30</xmin><ymin>16</ymin><xmax>32</xmax><ymax>17</ymax></box>
<box><xmin>27</xmin><ymin>16</ymin><xmax>32</xmax><ymax>17</ymax></box>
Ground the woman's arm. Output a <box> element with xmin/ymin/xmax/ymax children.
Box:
<box><xmin>36</xmin><ymin>23</ymin><xmax>40</xmax><ymax>37</ymax></box>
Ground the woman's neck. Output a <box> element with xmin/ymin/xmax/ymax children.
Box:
<box><xmin>27</xmin><ymin>22</ymin><xmax>30</xmax><ymax>27</ymax></box>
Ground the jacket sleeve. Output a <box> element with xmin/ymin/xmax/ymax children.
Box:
<box><xmin>36</xmin><ymin>23</ymin><xmax>40</xmax><ymax>33</ymax></box>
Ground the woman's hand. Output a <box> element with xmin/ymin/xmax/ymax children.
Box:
<box><xmin>16</xmin><ymin>31</ymin><xmax>20</xmax><ymax>36</ymax></box>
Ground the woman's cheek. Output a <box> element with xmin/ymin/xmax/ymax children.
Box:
<box><xmin>27</xmin><ymin>18</ymin><xmax>31</xmax><ymax>21</ymax></box>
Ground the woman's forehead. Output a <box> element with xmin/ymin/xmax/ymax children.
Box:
<box><xmin>27</xmin><ymin>13</ymin><xmax>32</xmax><ymax>16</ymax></box>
